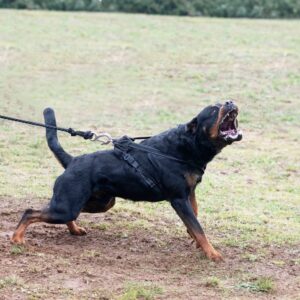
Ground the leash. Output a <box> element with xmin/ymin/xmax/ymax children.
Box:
<box><xmin>0</xmin><ymin>114</ymin><xmax>152</xmax><ymax>144</ymax></box>
<box><xmin>0</xmin><ymin>114</ymin><xmax>206</xmax><ymax>186</ymax></box>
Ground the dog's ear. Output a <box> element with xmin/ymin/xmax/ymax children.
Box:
<box><xmin>186</xmin><ymin>117</ymin><xmax>198</xmax><ymax>134</ymax></box>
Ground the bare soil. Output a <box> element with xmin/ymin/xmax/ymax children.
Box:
<box><xmin>0</xmin><ymin>197</ymin><xmax>299</xmax><ymax>299</ymax></box>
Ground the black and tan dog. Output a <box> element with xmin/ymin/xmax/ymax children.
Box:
<box><xmin>11</xmin><ymin>100</ymin><xmax>242</xmax><ymax>261</ymax></box>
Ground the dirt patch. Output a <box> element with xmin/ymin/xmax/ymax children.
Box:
<box><xmin>0</xmin><ymin>197</ymin><xmax>299</xmax><ymax>299</ymax></box>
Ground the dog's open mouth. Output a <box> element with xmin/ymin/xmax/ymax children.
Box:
<box><xmin>219</xmin><ymin>109</ymin><xmax>242</xmax><ymax>142</ymax></box>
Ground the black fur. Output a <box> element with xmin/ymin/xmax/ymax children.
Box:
<box><xmin>13</xmin><ymin>102</ymin><xmax>241</xmax><ymax>261</ymax></box>
<box><xmin>43</xmin><ymin>108</ymin><xmax>73</xmax><ymax>168</ymax></box>
<box><xmin>44</xmin><ymin>105</ymin><xmax>224</xmax><ymax>210</ymax></box>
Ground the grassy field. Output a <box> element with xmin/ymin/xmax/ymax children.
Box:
<box><xmin>0</xmin><ymin>10</ymin><xmax>299</xmax><ymax>300</ymax></box>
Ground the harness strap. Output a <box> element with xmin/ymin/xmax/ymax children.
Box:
<box><xmin>127</xmin><ymin>141</ymin><xmax>207</xmax><ymax>175</ymax></box>
<box><xmin>122</xmin><ymin>153</ymin><xmax>156</xmax><ymax>188</ymax></box>
<box><xmin>113</xmin><ymin>137</ymin><xmax>157</xmax><ymax>189</ymax></box>
<box><xmin>127</xmin><ymin>142</ymin><xmax>188</xmax><ymax>163</ymax></box>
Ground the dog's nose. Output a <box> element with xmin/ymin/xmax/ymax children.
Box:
<box><xmin>225</xmin><ymin>100</ymin><xmax>233</xmax><ymax>106</ymax></box>
<box><xmin>225</xmin><ymin>100</ymin><xmax>236</xmax><ymax>110</ymax></box>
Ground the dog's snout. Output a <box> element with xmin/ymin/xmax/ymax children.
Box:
<box><xmin>224</xmin><ymin>100</ymin><xmax>237</xmax><ymax>111</ymax></box>
<box><xmin>225</xmin><ymin>100</ymin><xmax>233</xmax><ymax>106</ymax></box>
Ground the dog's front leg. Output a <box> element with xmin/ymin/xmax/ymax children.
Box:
<box><xmin>170</xmin><ymin>198</ymin><xmax>223</xmax><ymax>262</ymax></box>
<box><xmin>187</xmin><ymin>189</ymin><xmax>198</xmax><ymax>240</ymax></box>
<box><xmin>189</xmin><ymin>189</ymin><xmax>198</xmax><ymax>216</ymax></box>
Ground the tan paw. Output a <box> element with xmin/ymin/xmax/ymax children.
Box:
<box><xmin>11</xmin><ymin>234</ymin><xmax>25</xmax><ymax>245</ymax></box>
<box><xmin>70</xmin><ymin>226</ymin><xmax>87</xmax><ymax>236</ymax></box>
<box><xmin>205</xmin><ymin>249</ymin><xmax>224</xmax><ymax>262</ymax></box>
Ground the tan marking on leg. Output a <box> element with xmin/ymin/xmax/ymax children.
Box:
<box><xmin>11</xmin><ymin>216</ymin><xmax>41</xmax><ymax>244</ymax></box>
<box><xmin>11</xmin><ymin>224</ymin><xmax>27</xmax><ymax>244</ymax></box>
<box><xmin>67</xmin><ymin>221</ymin><xmax>87</xmax><ymax>236</ymax></box>
<box><xmin>194</xmin><ymin>232</ymin><xmax>223</xmax><ymax>262</ymax></box>
<box><xmin>189</xmin><ymin>189</ymin><xmax>198</xmax><ymax>217</ymax></box>
<box><xmin>187</xmin><ymin>189</ymin><xmax>198</xmax><ymax>239</ymax></box>
<box><xmin>185</xmin><ymin>173</ymin><xmax>198</xmax><ymax>188</ymax></box>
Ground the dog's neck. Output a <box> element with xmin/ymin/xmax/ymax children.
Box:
<box><xmin>182</xmin><ymin>127</ymin><xmax>222</xmax><ymax>170</ymax></box>
<box><xmin>143</xmin><ymin>125</ymin><xmax>222</xmax><ymax>172</ymax></box>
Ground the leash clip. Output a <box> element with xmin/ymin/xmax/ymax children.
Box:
<box><xmin>91</xmin><ymin>132</ymin><xmax>113</xmax><ymax>145</ymax></box>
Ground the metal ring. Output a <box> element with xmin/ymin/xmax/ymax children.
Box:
<box><xmin>91</xmin><ymin>132</ymin><xmax>113</xmax><ymax>145</ymax></box>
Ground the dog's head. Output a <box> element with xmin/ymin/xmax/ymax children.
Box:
<box><xmin>186</xmin><ymin>100</ymin><xmax>242</xmax><ymax>148</ymax></box>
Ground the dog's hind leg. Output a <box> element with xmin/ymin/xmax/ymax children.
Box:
<box><xmin>12</xmin><ymin>180</ymin><xmax>91</xmax><ymax>244</ymax></box>
<box><xmin>11</xmin><ymin>208</ymin><xmax>56</xmax><ymax>244</ymax></box>
<box><xmin>67</xmin><ymin>195</ymin><xmax>116</xmax><ymax>235</ymax></box>
<box><xmin>11</xmin><ymin>204</ymin><xmax>86</xmax><ymax>244</ymax></box>
<box><xmin>66</xmin><ymin>221</ymin><xmax>87</xmax><ymax>236</ymax></box>
<box><xmin>67</xmin><ymin>195</ymin><xmax>116</xmax><ymax>236</ymax></box>
<box><xmin>82</xmin><ymin>194</ymin><xmax>115</xmax><ymax>213</ymax></box>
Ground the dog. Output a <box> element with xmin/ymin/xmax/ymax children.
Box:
<box><xmin>11</xmin><ymin>100</ymin><xmax>242</xmax><ymax>262</ymax></box>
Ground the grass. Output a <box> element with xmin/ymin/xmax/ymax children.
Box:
<box><xmin>0</xmin><ymin>275</ymin><xmax>23</xmax><ymax>290</ymax></box>
<box><xmin>205</xmin><ymin>276</ymin><xmax>221</xmax><ymax>288</ymax></box>
<box><xmin>119</xmin><ymin>282</ymin><xmax>163</xmax><ymax>300</ymax></box>
<box><xmin>0</xmin><ymin>9</ymin><xmax>299</xmax><ymax>299</ymax></box>
<box><xmin>10</xmin><ymin>244</ymin><xmax>26</xmax><ymax>255</ymax></box>
<box><xmin>238</xmin><ymin>277</ymin><xmax>275</xmax><ymax>293</ymax></box>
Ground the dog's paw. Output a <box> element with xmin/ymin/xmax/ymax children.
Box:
<box><xmin>205</xmin><ymin>249</ymin><xmax>224</xmax><ymax>262</ymax></box>
<box><xmin>187</xmin><ymin>229</ymin><xmax>195</xmax><ymax>242</ymax></box>
<box><xmin>70</xmin><ymin>226</ymin><xmax>87</xmax><ymax>236</ymax></box>
<box><xmin>67</xmin><ymin>221</ymin><xmax>87</xmax><ymax>236</ymax></box>
<box><xmin>10</xmin><ymin>234</ymin><xmax>25</xmax><ymax>245</ymax></box>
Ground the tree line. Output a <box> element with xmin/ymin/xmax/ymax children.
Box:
<box><xmin>1</xmin><ymin>0</ymin><xmax>300</xmax><ymax>18</ymax></box>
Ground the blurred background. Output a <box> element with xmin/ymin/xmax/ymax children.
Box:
<box><xmin>1</xmin><ymin>0</ymin><xmax>300</xmax><ymax>18</ymax></box>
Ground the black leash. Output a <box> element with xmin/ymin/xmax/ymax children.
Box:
<box><xmin>0</xmin><ymin>114</ymin><xmax>152</xmax><ymax>143</ymax></box>
<box><xmin>0</xmin><ymin>114</ymin><xmax>95</xmax><ymax>140</ymax></box>
<box><xmin>1</xmin><ymin>114</ymin><xmax>206</xmax><ymax>187</ymax></box>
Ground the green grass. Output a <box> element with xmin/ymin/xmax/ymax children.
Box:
<box><xmin>10</xmin><ymin>245</ymin><xmax>26</xmax><ymax>255</ymax></box>
<box><xmin>0</xmin><ymin>10</ymin><xmax>299</xmax><ymax>298</ymax></box>
<box><xmin>205</xmin><ymin>276</ymin><xmax>221</xmax><ymax>288</ymax></box>
<box><xmin>238</xmin><ymin>277</ymin><xmax>275</xmax><ymax>293</ymax></box>
<box><xmin>0</xmin><ymin>275</ymin><xmax>23</xmax><ymax>290</ymax></box>
<box><xmin>119</xmin><ymin>282</ymin><xmax>163</xmax><ymax>300</ymax></box>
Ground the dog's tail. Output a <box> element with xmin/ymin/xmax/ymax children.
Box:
<box><xmin>43</xmin><ymin>108</ymin><xmax>73</xmax><ymax>169</ymax></box>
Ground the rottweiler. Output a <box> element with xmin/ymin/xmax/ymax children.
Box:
<box><xmin>11</xmin><ymin>100</ymin><xmax>242</xmax><ymax>262</ymax></box>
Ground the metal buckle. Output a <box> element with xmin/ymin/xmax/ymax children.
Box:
<box><xmin>91</xmin><ymin>132</ymin><xmax>113</xmax><ymax>145</ymax></box>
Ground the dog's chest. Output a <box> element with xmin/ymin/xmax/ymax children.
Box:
<box><xmin>185</xmin><ymin>172</ymin><xmax>203</xmax><ymax>188</ymax></box>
